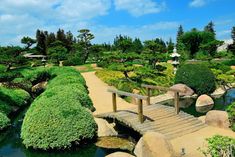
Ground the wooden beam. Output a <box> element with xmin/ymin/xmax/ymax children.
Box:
<box><xmin>141</xmin><ymin>84</ymin><xmax>186</xmax><ymax>93</ymax></box>
<box><xmin>146</xmin><ymin>88</ymin><xmax>151</xmax><ymax>105</ymax></box>
<box><xmin>107</xmin><ymin>88</ymin><xmax>148</xmax><ymax>100</ymax></box>
<box><xmin>137</xmin><ymin>99</ymin><xmax>144</xmax><ymax>123</ymax></box>
<box><xmin>112</xmin><ymin>93</ymin><xmax>117</xmax><ymax>112</ymax></box>
<box><xmin>174</xmin><ymin>92</ymin><xmax>180</xmax><ymax>114</ymax></box>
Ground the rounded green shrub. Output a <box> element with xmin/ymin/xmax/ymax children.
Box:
<box><xmin>21</xmin><ymin>66</ymin><xmax>96</xmax><ymax>150</ymax></box>
<box><xmin>175</xmin><ymin>64</ymin><xmax>216</xmax><ymax>95</ymax></box>
<box><xmin>0</xmin><ymin>100</ymin><xmax>12</xmax><ymax>115</ymax></box>
<box><xmin>21</xmin><ymin>94</ymin><xmax>97</xmax><ymax>150</ymax></box>
<box><xmin>0</xmin><ymin>112</ymin><xmax>10</xmax><ymax>130</ymax></box>
<box><xmin>0</xmin><ymin>87</ymin><xmax>31</xmax><ymax>107</ymax></box>
<box><xmin>42</xmin><ymin>84</ymin><xmax>93</xmax><ymax>110</ymax></box>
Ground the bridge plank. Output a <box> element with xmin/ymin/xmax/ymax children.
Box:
<box><xmin>95</xmin><ymin>103</ymin><xmax>207</xmax><ymax>139</ymax></box>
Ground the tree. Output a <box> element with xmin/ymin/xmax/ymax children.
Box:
<box><xmin>132</xmin><ymin>38</ymin><xmax>143</xmax><ymax>54</ymax></box>
<box><xmin>113</xmin><ymin>35</ymin><xmax>133</xmax><ymax>53</ymax></box>
<box><xmin>46</xmin><ymin>33</ymin><xmax>56</xmax><ymax>47</ymax></box>
<box><xmin>47</xmin><ymin>41</ymin><xmax>67</xmax><ymax>65</ymax></box>
<box><xmin>77</xmin><ymin>29</ymin><xmax>94</xmax><ymax>63</ymax></box>
<box><xmin>204</xmin><ymin>21</ymin><xmax>216</xmax><ymax>37</ymax></box>
<box><xmin>176</xmin><ymin>25</ymin><xmax>184</xmax><ymax>49</ymax></box>
<box><xmin>0</xmin><ymin>46</ymin><xmax>26</xmax><ymax>71</ymax></box>
<box><xmin>21</xmin><ymin>37</ymin><xmax>36</xmax><ymax>49</ymax></box>
<box><xmin>90</xmin><ymin>44</ymin><xmax>103</xmax><ymax>62</ymax></box>
<box><xmin>142</xmin><ymin>40</ymin><xmax>165</xmax><ymax>68</ymax></box>
<box><xmin>36</xmin><ymin>30</ymin><xmax>47</xmax><ymax>55</ymax></box>
<box><xmin>167</xmin><ymin>38</ymin><xmax>174</xmax><ymax>53</ymax></box>
<box><xmin>232</xmin><ymin>26</ymin><xmax>235</xmax><ymax>43</ymax></box>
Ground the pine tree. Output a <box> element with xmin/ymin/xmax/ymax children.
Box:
<box><xmin>36</xmin><ymin>30</ymin><xmax>47</xmax><ymax>55</ymax></box>
<box><xmin>132</xmin><ymin>38</ymin><xmax>143</xmax><ymax>54</ymax></box>
<box><xmin>204</xmin><ymin>21</ymin><xmax>216</xmax><ymax>37</ymax></box>
<box><xmin>46</xmin><ymin>33</ymin><xmax>56</xmax><ymax>47</ymax></box>
<box><xmin>232</xmin><ymin>26</ymin><xmax>235</xmax><ymax>44</ymax></box>
<box><xmin>167</xmin><ymin>38</ymin><xmax>174</xmax><ymax>53</ymax></box>
<box><xmin>176</xmin><ymin>25</ymin><xmax>184</xmax><ymax>48</ymax></box>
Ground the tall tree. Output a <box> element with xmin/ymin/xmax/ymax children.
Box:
<box><xmin>21</xmin><ymin>36</ymin><xmax>36</xmax><ymax>49</ymax></box>
<box><xmin>113</xmin><ymin>35</ymin><xmax>133</xmax><ymax>53</ymax></box>
<box><xmin>204</xmin><ymin>21</ymin><xmax>216</xmax><ymax>37</ymax></box>
<box><xmin>36</xmin><ymin>30</ymin><xmax>47</xmax><ymax>55</ymax></box>
<box><xmin>232</xmin><ymin>26</ymin><xmax>235</xmax><ymax>43</ymax></box>
<box><xmin>176</xmin><ymin>25</ymin><xmax>184</xmax><ymax>49</ymax></box>
<box><xmin>77</xmin><ymin>29</ymin><xmax>94</xmax><ymax>63</ymax></box>
<box><xmin>132</xmin><ymin>38</ymin><xmax>143</xmax><ymax>54</ymax></box>
<box><xmin>167</xmin><ymin>38</ymin><xmax>174</xmax><ymax>53</ymax></box>
<box><xmin>46</xmin><ymin>33</ymin><xmax>56</xmax><ymax>47</ymax></box>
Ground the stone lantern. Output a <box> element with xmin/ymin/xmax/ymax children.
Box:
<box><xmin>41</xmin><ymin>57</ymin><xmax>46</xmax><ymax>67</ymax></box>
<box><xmin>170</xmin><ymin>47</ymin><xmax>180</xmax><ymax>74</ymax></box>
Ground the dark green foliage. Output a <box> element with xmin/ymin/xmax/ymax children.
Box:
<box><xmin>21</xmin><ymin>36</ymin><xmax>36</xmax><ymax>49</ymax></box>
<box><xmin>226</xmin><ymin>102</ymin><xmax>235</xmax><ymax>131</ymax></box>
<box><xmin>176</xmin><ymin>25</ymin><xmax>184</xmax><ymax>49</ymax></box>
<box><xmin>199</xmin><ymin>135</ymin><xmax>235</xmax><ymax>157</ymax></box>
<box><xmin>10</xmin><ymin>78</ymin><xmax>32</xmax><ymax>92</ymax></box>
<box><xmin>0</xmin><ymin>112</ymin><xmax>10</xmax><ymax>130</ymax></box>
<box><xmin>175</xmin><ymin>64</ymin><xmax>216</xmax><ymax>94</ymax></box>
<box><xmin>0</xmin><ymin>100</ymin><xmax>12</xmax><ymax>115</ymax></box>
<box><xmin>204</xmin><ymin>21</ymin><xmax>216</xmax><ymax>37</ymax></box>
<box><xmin>21</xmin><ymin>67</ymin><xmax>97</xmax><ymax>150</ymax></box>
<box><xmin>113</xmin><ymin>35</ymin><xmax>133</xmax><ymax>53</ymax></box>
<box><xmin>0</xmin><ymin>87</ymin><xmax>31</xmax><ymax>107</ymax></box>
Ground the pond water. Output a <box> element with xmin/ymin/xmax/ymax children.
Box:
<box><xmin>0</xmin><ymin>109</ymin><xmax>122</xmax><ymax>157</ymax></box>
<box><xmin>163</xmin><ymin>88</ymin><xmax>235</xmax><ymax>117</ymax></box>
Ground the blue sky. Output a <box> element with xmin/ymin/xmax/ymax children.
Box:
<box><xmin>0</xmin><ymin>0</ymin><xmax>234</xmax><ymax>46</ymax></box>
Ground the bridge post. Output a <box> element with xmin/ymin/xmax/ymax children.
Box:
<box><xmin>174</xmin><ymin>92</ymin><xmax>180</xmax><ymax>114</ymax></box>
<box><xmin>146</xmin><ymin>88</ymin><xmax>151</xmax><ymax>105</ymax></box>
<box><xmin>112</xmin><ymin>93</ymin><xmax>117</xmax><ymax>112</ymax></box>
<box><xmin>137</xmin><ymin>99</ymin><xmax>144</xmax><ymax>123</ymax></box>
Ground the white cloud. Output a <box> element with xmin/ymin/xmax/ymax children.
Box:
<box><xmin>0</xmin><ymin>0</ymin><xmax>112</xmax><ymax>45</ymax></box>
<box><xmin>189</xmin><ymin>0</ymin><xmax>207</xmax><ymax>7</ymax></box>
<box><xmin>92</xmin><ymin>21</ymin><xmax>179</xmax><ymax>44</ymax></box>
<box><xmin>114</xmin><ymin>0</ymin><xmax>166</xmax><ymax>17</ymax></box>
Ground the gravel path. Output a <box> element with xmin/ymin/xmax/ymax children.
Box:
<box><xmin>82</xmin><ymin>71</ymin><xmax>135</xmax><ymax>115</ymax></box>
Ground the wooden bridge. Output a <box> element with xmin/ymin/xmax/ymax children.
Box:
<box><xmin>95</xmin><ymin>85</ymin><xmax>207</xmax><ymax>139</ymax></box>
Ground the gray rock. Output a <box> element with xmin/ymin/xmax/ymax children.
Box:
<box><xmin>95</xmin><ymin>118</ymin><xmax>118</xmax><ymax>137</ymax></box>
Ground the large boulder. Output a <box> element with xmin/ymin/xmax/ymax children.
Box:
<box><xmin>134</xmin><ymin>132</ymin><xmax>175</xmax><ymax>157</ymax></box>
<box><xmin>196</xmin><ymin>94</ymin><xmax>214</xmax><ymax>113</ymax></box>
<box><xmin>106</xmin><ymin>152</ymin><xmax>135</xmax><ymax>157</ymax></box>
<box><xmin>167</xmin><ymin>84</ymin><xmax>194</xmax><ymax>97</ymax></box>
<box><xmin>94</xmin><ymin>118</ymin><xmax>117</xmax><ymax>137</ymax></box>
<box><xmin>205</xmin><ymin>110</ymin><xmax>230</xmax><ymax>129</ymax></box>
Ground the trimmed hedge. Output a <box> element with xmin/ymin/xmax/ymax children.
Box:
<box><xmin>21</xmin><ymin>67</ymin><xmax>97</xmax><ymax>150</ymax></box>
<box><xmin>0</xmin><ymin>112</ymin><xmax>10</xmax><ymax>130</ymax></box>
<box><xmin>0</xmin><ymin>87</ymin><xmax>31</xmax><ymax>107</ymax></box>
<box><xmin>175</xmin><ymin>64</ymin><xmax>216</xmax><ymax>95</ymax></box>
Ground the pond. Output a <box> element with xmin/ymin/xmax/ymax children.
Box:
<box><xmin>163</xmin><ymin>88</ymin><xmax>235</xmax><ymax>117</ymax></box>
<box><xmin>0</xmin><ymin>108</ymin><xmax>131</xmax><ymax>157</ymax></box>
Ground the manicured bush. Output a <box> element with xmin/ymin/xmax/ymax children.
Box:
<box><xmin>199</xmin><ymin>135</ymin><xmax>235</xmax><ymax>157</ymax></box>
<box><xmin>21</xmin><ymin>66</ymin><xmax>97</xmax><ymax>150</ymax></box>
<box><xmin>21</xmin><ymin>95</ymin><xmax>97</xmax><ymax>150</ymax></box>
<box><xmin>0</xmin><ymin>112</ymin><xmax>10</xmax><ymax>130</ymax></box>
<box><xmin>0</xmin><ymin>87</ymin><xmax>31</xmax><ymax>107</ymax></box>
<box><xmin>43</xmin><ymin>85</ymin><xmax>93</xmax><ymax>110</ymax></box>
<box><xmin>226</xmin><ymin>102</ymin><xmax>235</xmax><ymax>131</ymax></box>
<box><xmin>175</xmin><ymin>64</ymin><xmax>216</xmax><ymax>95</ymax></box>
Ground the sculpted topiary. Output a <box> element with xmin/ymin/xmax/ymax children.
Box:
<box><xmin>175</xmin><ymin>64</ymin><xmax>216</xmax><ymax>95</ymax></box>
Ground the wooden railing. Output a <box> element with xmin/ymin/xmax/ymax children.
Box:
<box><xmin>107</xmin><ymin>88</ymin><xmax>148</xmax><ymax>123</ymax></box>
<box><xmin>141</xmin><ymin>84</ymin><xmax>186</xmax><ymax>114</ymax></box>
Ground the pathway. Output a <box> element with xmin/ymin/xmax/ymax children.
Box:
<box><xmin>82</xmin><ymin>71</ymin><xmax>134</xmax><ymax>114</ymax></box>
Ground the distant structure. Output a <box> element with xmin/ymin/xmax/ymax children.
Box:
<box><xmin>217</xmin><ymin>39</ymin><xmax>233</xmax><ymax>52</ymax></box>
<box><xmin>23</xmin><ymin>53</ymin><xmax>46</xmax><ymax>59</ymax></box>
<box><xmin>170</xmin><ymin>47</ymin><xmax>180</xmax><ymax>74</ymax></box>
